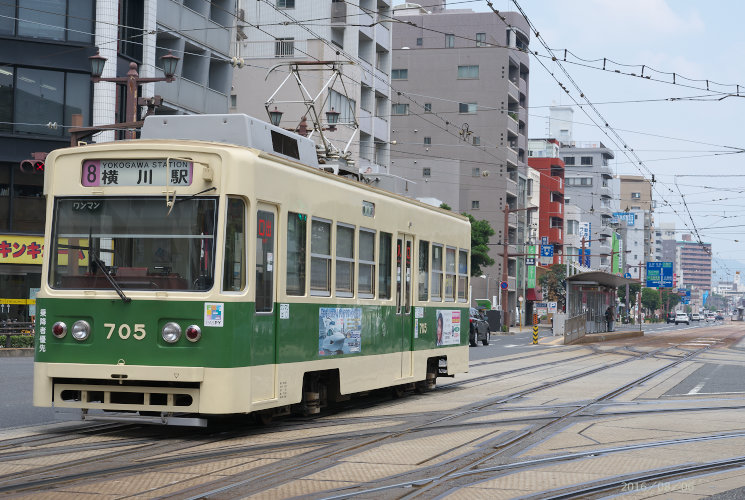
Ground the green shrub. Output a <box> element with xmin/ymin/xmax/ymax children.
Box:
<box><xmin>9</xmin><ymin>335</ymin><xmax>34</xmax><ymax>348</ymax></box>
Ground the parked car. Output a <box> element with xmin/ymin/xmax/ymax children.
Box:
<box><xmin>705</xmin><ymin>312</ymin><xmax>715</xmax><ymax>321</ymax></box>
<box><xmin>666</xmin><ymin>312</ymin><xmax>676</xmax><ymax>324</ymax></box>
<box><xmin>469</xmin><ymin>307</ymin><xmax>489</xmax><ymax>346</ymax></box>
<box><xmin>690</xmin><ymin>312</ymin><xmax>701</xmax><ymax>321</ymax></box>
<box><xmin>675</xmin><ymin>311</ymin><xmax>690</xmax><ymax>325</ymax></box>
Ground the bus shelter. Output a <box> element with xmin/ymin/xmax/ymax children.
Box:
<box><xmin>567</xmin><ymin>271</ymin><xmax>638</xmax><ymax>333</ymax></box>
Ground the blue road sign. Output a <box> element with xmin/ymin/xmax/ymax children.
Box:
<box><xmin>624</xmin><ymin>273</ymin><xmax>632</xmax><ymax>279</ymax></box>
<box><xmin>541</xmin><ymin>245</ymin><xmax>554</xmax><ymax>257</ymax></box>
<box><xmin>646</xmin><ymin>261</ymin><xmax>673</xmax><ymax>288</ymax></box>
<box><xmin>500</xmin><ymin>281</ymin><xmax>509</xmax><ymax>290</ymax></box>
<box><xmin>541</xmin><ymin>236</ymin><xmax>548</xmax><ymax>245</ymax></box>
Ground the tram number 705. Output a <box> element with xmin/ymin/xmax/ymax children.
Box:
<box><xmin>105</xmin><ymin>323</ymin><xmax>146</xmax><ymax>340</ymax></box>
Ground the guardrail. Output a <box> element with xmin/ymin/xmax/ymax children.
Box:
<box><xmin>0</xmin><ymin>323</ymin><xmax>34</xmax><ymax>348</ymax></box>
<box><xmin>563</xmin><ymin>312</ymin><xmax>586</xmax><ymax>345</ymax></box>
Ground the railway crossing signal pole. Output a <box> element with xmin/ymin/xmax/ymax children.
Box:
<box><xmin>532</xmin><ymin>314</ymin><xmax>538</xmax><ymax>345</ymax></box>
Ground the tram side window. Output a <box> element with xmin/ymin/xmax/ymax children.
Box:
<box><xmin>336</xmin><ymin>223</ymin><xmax>355</xmax><ymax>297</ymax></box>
<box><xmin>255</xmin><ymin>210</ymin><xmax>274</xmax><ymax>312</ymax></box>
<box><xmin>445</xmin><ymin>247</ymin><xmax>456</xmax><ymax>301</ymax></box>
<box><xmin>358</xmin><ymin>229</ymin><xmax>375</xmax><ymax>298</ymax></box>
<box><xmin>286</xmin><ymin>212</ymin><xmax>307</xmax><ymax>295</ymax></box>
<box><xmin>379</xmin><ymin>232</ymin><xmax>392</xmax><ymax>299</ymax></box>
<box><xmin>431</xmin><ymin>244</ymin><xmax>443</xmax><ymax>301</ymax></box>
<box><xmin>310</xmin><ymin>218</ymin><xmax>331</xmax><ymax>296</ymax></box>
<box><xmin>458</xmin><ymin>249</ymin><xmax>468</xmax><ymax>301</ymax></box>
<box><xmin>418</xmin><ymin>240</ymin><xmax>429</xmax><ymax>301</ymax></box>
<box><xmin>222</xmin><ymin>198</ymin><xmax>246</xmax><ymax>292</ymax></box>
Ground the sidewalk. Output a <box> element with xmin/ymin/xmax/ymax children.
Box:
<box><xmin>0</xmin><ymin>348</ymin><xmax>33</xmax><ymax>357</ymax></box>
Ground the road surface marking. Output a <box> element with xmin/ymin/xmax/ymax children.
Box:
<box><xmin>687</xmin><ymin>382</ymin><xmax>705</xmax><ymax>395</ymax></box>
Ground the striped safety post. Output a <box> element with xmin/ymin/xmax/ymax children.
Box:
<box><xmin>532</xmin><ymin>313</ymin><xmax>539</xmax><ymax>345</ymax></box>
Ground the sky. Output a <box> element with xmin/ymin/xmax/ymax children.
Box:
<box><xmin>467</xmin><ymin>0</ymin><xmax>745</xmax><ymax>280</ymax></box>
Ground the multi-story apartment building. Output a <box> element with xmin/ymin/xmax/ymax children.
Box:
<box><xmin>388</xmin><ymin>6</ymin><xmax>530</xmax><ymax>322</ymax></box>
<box><xmin>0</xmin><ymin>0</ymin><xmax>235</xmax><ymax>321</ymax></box>
<box><xmin>677</xmin><ymin>234</ymin><xmax>712</xmax><ymax>309</ymax></box>
<box><xmin>654</xmin><ymin>222</ymin><xmax>676</xmax><ymax>264</ymax></box>
<box><xmin>560</xmin><ymin>142</ymin><xmax>616</xmax><ymax>269</ymax></box>
<box><xmin>96</xmin><ymin>0</ymin><xmax>235</xmax><ymax>140</ymax></box>
<box><xmin>528</xmin><ymin>139</ymin><xmax>564</xmax><ymax>264</ymax></box>
<box><xmin>619</xmin><ymin>175</ymin><xmax>654</xmax><ymax>268</ymax></box>
<box><xmin>232</xmin><ymin>0</ymin><xmax>392</xmax><ymax>175</ymax></box>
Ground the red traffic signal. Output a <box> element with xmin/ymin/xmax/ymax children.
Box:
<box><xmin>20</xmin><ymin>160</ymin><xmax>45</xmax><ymax>173</ymax></box>
<box><xmin>20</xmin><ymin>152</ymin><xmax>48</xmax><ymax>174</ymax></box>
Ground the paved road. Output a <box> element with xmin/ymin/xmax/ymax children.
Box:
<box><xmin>0</xmin><ymin>319</ymin><xmax>730</xmax><ymax>429</ymax></box>
<box><xmin>0</xmin><ymin>357</ymin><xmax>76</xmax><ymax>429</ymax></box>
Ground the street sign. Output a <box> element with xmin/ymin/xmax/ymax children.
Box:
<box><xmin>548</xmin><ymin>301</ymin><xmax>557</xmax><ymax>313</ymax></box>
<box><xmin>541</xmin><ymin>236</ymin><xmax>548</xmax><ymax>245</ymax></box>
<box><xmin>500</xmin><ymin>281</ymin><xmax>508</xmax><ymax>290</ymax></box>
<box><xmin>526</xmin><ymin>258</ymin><xmax>536</xmax><ymax>266</ymax></box>
<box><xmin>540</xmin><ymin>245</ymin><xmax>554</xmax><ymax>257</ymax></box>
<box><xmin>624</xmin><ymin>273</ymin><xmax>632</xmax><ymax>279</ymax></box>
<box><xmin>535</xmin><ymin>302</ymin><xmax>548</xmax><ymax>315</ymax></box>
<box><xmin>646</xmin><ymin>261</ymin><xmax>673</xmax><ymax>288</ymax></box>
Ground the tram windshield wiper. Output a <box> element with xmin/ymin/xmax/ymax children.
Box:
<box><xmin>174</xmin><ymin>186</ymin><xmax>217</xmax><ymax>204</ymax></box>
<box><xmin>88</xmin><ymin>230</ymin><xmax>131</xmax><ymax>304</ymax></box>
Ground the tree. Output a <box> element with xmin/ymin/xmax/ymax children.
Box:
<box><xmin>641</xmin><ymin>287</ymin><xmax>661</xmax><ymax>313</ymax></box>
<box><xmin>441</xmin><ymin>204</ymin><xmax>496</xmax><ymax>277</ymax></box>
<box><xmin>617</xmin><ymin>283</ymin><xmax>640</xmax><ymax>308</ymax></box>
<box><xmin>463</xmin><ymin>213</ymin><xmax>495</xmax><ymax>276</ymax></box>
<box><xmin>660</xmin><ymin>288</ymin><xmax>681</xmax><ymax>312</ymax></box>
<box><xmin>538</xmin><ymin>264</ymin><xmax>566</xmax><ymax>310</ymax></box>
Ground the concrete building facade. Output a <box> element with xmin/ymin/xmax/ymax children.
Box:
<box><xmin>528</xmin><ymin>139</ymin><xmax>565</xmax><ymax>265</ymax></box>
<box><xmin>388</xmin><ymin>7</ymin><xmax>531</xmax><ymax>320</ymax></box>
<box><xmin>232</xmin><ymin>0</ymin><xmax>392</xmax><ymax>175</ymax></box>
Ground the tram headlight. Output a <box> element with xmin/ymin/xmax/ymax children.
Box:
<box><xmin>162</xmin><ymin>322</ymin><xmax>182</xmax><ymax>343</ymax></box>
<box><xmin>71</xmin><ymin>320</ymin><xmax>90</xmax><ymax>341</ymax></box>
<box><xmin>185</xmin><ymin>325</ymin><xmax>201</xmax><ymax>343</ymax></box>
<box><xmin>52</xmin><ymin>321</ymin><xmax>67</xmax><ymax>338</ymax></box>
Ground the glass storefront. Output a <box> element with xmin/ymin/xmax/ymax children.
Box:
<box><xmin>0</xmin><ymin>264</ymin><xmax>40</xmax><ymax>322</ymax></box>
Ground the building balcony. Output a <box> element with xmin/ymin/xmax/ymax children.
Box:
<box><xmin>598</xmin><ymin>185</ymin><xmax>612</xmax><ymax>197</ymax></box>
<box><xmin>598</xmin><ymin>164</ymin><xmax>613</xmax><ymax>177</ymax></box>
<box><xmin>546</xmin><ymin>200</ymin><xmax>563</xmax><ymax>217</ymax></box>
<box><xmin>508</xmin><ymin>79</ymin><xmax>519</xmax><ymax>100</ymax></box>
<box><xmin>505</xmin><ymin>145</ymin><xmax>518</xmax><ymax>165</ymax></box>
<box><xmin>331</xmin><ymin>1</ymin><xmax>347</xmax><ymax>23</ymax></box>
<box><xmin>548</xmin><ymin>226</ymin><xmax>563</xmax><ymax>244</ymax></box>
<box><xmin>507</xmin><ymin>113</ymin><xmax>519</xmax><ymax>135</ymax></box>
<box><xmin>358</xmin><ymin>12</ymin><xmax>374</xmax><ymax>38</ymax></box>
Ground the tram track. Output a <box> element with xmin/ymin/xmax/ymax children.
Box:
<box><xmin>1</xmin><ymin>337</ymin><xmax>737</xmax><ymax>498</ymax></box>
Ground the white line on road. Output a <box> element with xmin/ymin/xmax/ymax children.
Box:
<box><xmin>687</xmin><ymin>382</ymin><xmax>705</xmax><ymax>395</ymax></box>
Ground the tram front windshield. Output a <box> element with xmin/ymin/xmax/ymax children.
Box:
<box><xmin>49</xmin><ymin>197</ymin><xmax>217</xmax><ymax>291</ymax></box>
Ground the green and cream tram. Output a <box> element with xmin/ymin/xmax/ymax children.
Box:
<box><xmin>33</xmin><ymin>114</ymin><xmax>471</xmax><ymax>426</ymax></box>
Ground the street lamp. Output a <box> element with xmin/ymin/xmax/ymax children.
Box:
<box><xmin>88</xmin><ymin>51</ymin><xmax>180</xmax><ymax>139</ymax></box>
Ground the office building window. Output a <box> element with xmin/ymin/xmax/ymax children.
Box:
<box><xmin>471</xmin><ymin>200</ymin><xmax>480</xmax><ymax>209</ymax></box>
<box><xmin>472</xmin><ymin>168</ymin><xmax>480</xmax><ymax>177</ymax></box>
<box><xmin>416</xmin><ymin>37</ymin><xmax>423</xmax><ymax>46</ymax></box>
<box><xmin>459</xmin><ymin>102</ymin><xmax>477</xmax><ymax>114</ymax></box>
<box><xmin>423</xmin><ymin>167</ymin><xmax>431</xmax><ymax>177</ymax></box>
<box><xmin>277</xmin><ymin>0</ymin><xmax>294</xmax><ymax>7</ymax></box>
<box><xmin>391</xmin><ymin>68</ymin><xmax>408</xmax><ymax>80</ymax></box>
<box><xmin>631</xmin><ymin>192</ymin><xmax>641</xmax><ymax>199</ymax></box>
<box><xmin>445</xmin><ymin>34</ymin><xmax>454</xmax><ymax>47</ymax></box>
<box><xmin>457</xmin><ymin>65</ymin><xmax>479</xmax><ymax>79</ymax></box>
<box><xmin>275</xmin><ymin>37</ymin><xmax>294</xmax><ymax>57</ymax></box>
<box><xmin>391</xmin><ymin>103</ymin><xmax>409</xmax><ymax>115</ymax></box>
<box><xmin>423</xmin><ymin>137</ymin><xmax>431</xmax><ymax>145</ymax></box>
<box><xmin>472</xmin><ymin>136</ymin><xmax>480</xmax><ymax>146</ymax></box>
<box><xmin>476</xmin><ymin>32</ymin><xmax>487</xmax><ymax>46</ymax></box>
<box><xmin>424</xmin><ymin>103</ymin><xmax>432</xmax><ymax>112</ymax></box>
<box><xmin>580</xmin><ymin>156</ymin><xmax>593</xmax><ymax>165</ymax></box>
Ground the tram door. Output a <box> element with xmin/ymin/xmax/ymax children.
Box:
<box><xmin>396</xmin><ymin>234</ymin><xmax>414</xmax><ymax>378</ymax></box>
<box><xmin>252</xmin><ymin>204</ymin><xmax>278</xmax><ymax>402</ymax></box>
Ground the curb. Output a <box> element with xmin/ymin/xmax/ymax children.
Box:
<box><xmin>0</xmin><ymin>348</ymin><xmax>34</xmax><ymax>358</ymax></box>
<box><xmin>573</xmin><ymin>330</ymin><xmax>644</xmax><ymax>344</ymax></box>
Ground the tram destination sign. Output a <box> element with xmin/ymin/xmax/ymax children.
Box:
<box><xmin>82</xmin><ymin>159</ymin><xmax>194</xmax><ymax>187</ymax></box>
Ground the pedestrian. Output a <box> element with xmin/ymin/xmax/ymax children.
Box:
<box><xmin>605</xmin><ymin>306</ymin><xmax>614</xmax><ymax>332</ymax></box>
